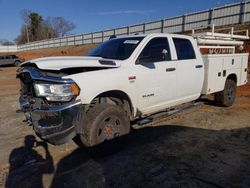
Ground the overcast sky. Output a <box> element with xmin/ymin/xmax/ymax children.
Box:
<box><xmin>0</xmin><ymin>0</ymin><xmax>241</xmax><ymax>41</ymax></box>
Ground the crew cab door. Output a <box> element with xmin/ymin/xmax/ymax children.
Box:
<box><xmin>171</xmin><ymin>37</ymin><xmax>203</xmax><ymax>102</ymax></box>
<box><xmin>135</xmin><ymin>37</ymin><xmax>177</xmax><ymax>114</ymax></box>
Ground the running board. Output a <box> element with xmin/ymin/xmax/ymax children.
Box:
<box><xmin>136</xmin><ymin>102</ymin><xmax>203</xmax><ymax>126</ymax></box>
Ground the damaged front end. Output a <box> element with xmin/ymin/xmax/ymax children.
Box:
<box><xmin>17</xmin><ymin>66</ymin><xmax>81</xmax><ymax>145</ymax></box>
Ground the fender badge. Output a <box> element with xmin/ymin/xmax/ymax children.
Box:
<box><xmin>129</xmin><ymin>76</ymin><xmax>136</xmax><ymax>83</ymax></box>
<box><xmin>128</xmin><ymin>76</ymin><xmax>136</xmax><ymax>80</ymax></box>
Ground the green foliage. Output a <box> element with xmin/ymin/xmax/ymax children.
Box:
<box><xmin>15</xmin><ymin>10</ymin><xmax>75</xmax><ymax>45</ymax></box>
<box><xmin>29</xmin><ymin>12</ymin><xmax>43</xmax><ymax>41</ymax></box>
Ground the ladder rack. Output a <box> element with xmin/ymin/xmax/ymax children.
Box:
<box><xmin>192</xmin><ymin>24</ymin><xmax>249</xmax><ymax>47</ymax></box>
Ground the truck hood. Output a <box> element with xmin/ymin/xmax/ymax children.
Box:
<box><xmin>22</xmin><ymin>56</ymin><xmax>120</xmax><ymax>70</ymax></box>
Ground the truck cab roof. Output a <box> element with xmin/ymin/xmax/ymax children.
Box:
<box><xmin>116</xmin><ymin>33</ymin><xmax>194</xmax><ymax>40</ymax></box>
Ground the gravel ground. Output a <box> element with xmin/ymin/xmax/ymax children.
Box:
<box><xmin>0</xmin><ymin>67</ymin><xmax>250</xmax><ymax>188</ymax></box>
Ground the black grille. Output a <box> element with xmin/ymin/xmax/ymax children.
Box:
<box><xmin>19</xmin><ymin>72</ymin><xmax>33</xmax><ymax>97</ymax></box>
<box><xmin>19</xmin><ymin>72</ymin><xmax>32</xmax><ymax>84</ymax></box>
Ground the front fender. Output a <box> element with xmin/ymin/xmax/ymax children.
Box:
<box><xmin>64</xmin><ymin>69</ymin><xmax>139</xmax><ymax>116</ymax></box>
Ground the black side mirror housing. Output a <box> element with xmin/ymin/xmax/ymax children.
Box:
<box><xmin>136</xmin><ymin>56</ymin><xmax>151</xmax><ymax>65</ymax></box>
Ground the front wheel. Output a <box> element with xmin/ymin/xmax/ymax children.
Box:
<box><xmin>215</xmin><ymin>79</ymin><xmax>236</xmax><ymax>107</ymax></box>
<box><xmin>78</xmin><ymin>103</ymin><xmax>130</xmax><ymax>147</ymax></box>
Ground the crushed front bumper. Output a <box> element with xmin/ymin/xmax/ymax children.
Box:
<box><xmin>17</xmin><ymin>66</ymin><xmax>82</xmax><ymax>145</ymax></box>
<box><xmin>21</xmin><ymin>98</ymin><xmax>81</xmax><ymax>145</ymax></box>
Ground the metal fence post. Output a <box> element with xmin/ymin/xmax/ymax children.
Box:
<box><xmin>240</xmin><ymin>1</ymin><xmax>247</xmax><ymax>24</ymax></box>
<box><xmin>182</xmin><ymin>14</ymin><xmax>186</xmax><ymax>32</ymax></box>
<box><xmin>127</xmin><ymin>26</ymin><xmax>129</xmax><ymax>35</ymax></box>
<box><xmin>82</xmin><ymin>34</ymin><xmax>84</xmax><ymax>45</ymax></box>
<box><xmin>143</xmin><ymin>23</ymin><xmax>146</xmax><ymax>34</ymax></box>
<box><xmin>101</xmin><ymin>31</ymin><xmax>104</xmax><ymax>42</ymax></box>
<box><xmin>161</xmin><ymin>19</ymin><xmax>164</xmax><ymax>33</ymax></box>
<box><xmin>209</xmin><ymin>8</ymin><xmax>214</xmax><ymax>25</ymax></box>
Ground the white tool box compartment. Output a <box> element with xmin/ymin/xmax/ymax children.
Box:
<box><xmin>201</xmin><ymin>53</ymin><xmax>249</xmax><ymax>95</ymax></box>
<box><xmin>240</xmin><ymin>55</ymin><xmax>249</xmax><ymax>85</ymax></box>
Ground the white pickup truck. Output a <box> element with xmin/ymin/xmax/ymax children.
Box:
<box><xmin>17</xmin><ymin>27</ymin><xmax>249</xmax><ymax>146</ymax></box>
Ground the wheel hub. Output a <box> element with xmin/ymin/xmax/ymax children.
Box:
<box><xmin>98</xmin><ymin>116</ymin><xmax>121</xmax><ymax>141</ymax></box>
<box><xmin>103</xmin><ymin>123</ymin><xmax>114</xmax><ymax>138</ymax></box>
<box><xmin>227</xmin><ymin>85</ymin><xmax>234</xmax><ymax>100</ymax></box>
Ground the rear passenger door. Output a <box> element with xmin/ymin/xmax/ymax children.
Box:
<box><xmin>172</xmin><ymin>37</ymin><xmax>203</xmax><ymax>102</ymax></box>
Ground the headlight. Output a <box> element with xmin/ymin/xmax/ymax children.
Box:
<box><xmin>34</xmin><ymin>83</ymin><xmax>80</xmax><ymax>102</ymax></box>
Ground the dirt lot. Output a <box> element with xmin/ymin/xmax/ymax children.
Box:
<box><xmin>0</xmin><ymin>64</ymin><xmax>249</xmax><ymax>188</ymax></box>
<box><xmin>0</xmin><ymin>44</ymin><xmax>96</xmax><ymax>62</ymax></box>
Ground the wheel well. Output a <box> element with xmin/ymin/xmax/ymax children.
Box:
<box><xmin>227</xmin><ymin>74</ymin><xmax>237</xmax><ymax>84</ymax></box>
<box><xmin>89</xmin><ymin>90</ymin><xmax>134</xmax><ymax>120</ymax></box>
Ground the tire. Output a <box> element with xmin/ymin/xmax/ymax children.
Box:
<box><xmin>215</xmin><ymin>79</ymin><xmax>236</xmax><ymax>107</ymax></box>
<box><xmin>14</xmin><ymin>61</ymin><xmax>21</xmax><ymax>67</ymax></box>
<box><xmin>78</xmin><ymin>103</ymin><xmax>130</xmax><ymax>147</ymax></box>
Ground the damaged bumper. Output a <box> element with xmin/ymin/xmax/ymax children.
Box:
<box><xmin>21</xmin><ymin>99</ymin><xmax>81</xmax><ymax>145</ymax></box>
<box><xmin>17</xmin><ymin>66</ymin><xmax>82</xmax><ymax>145</ymax></box>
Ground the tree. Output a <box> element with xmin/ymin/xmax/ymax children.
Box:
<box><xmin>40</xmin><ymin>19</ymin><xmax>58</xmax><ymax>39</ymax></box>
<box><xmin>15</xmin><ymin>25</ymin><xmax>28</xmax><ymax>44</ymax></box>
<box><xmin>16</xmin><ymin>10</ymin><xmax>76</xmax><ymax>44</ymax></box>
<box><xmin>29</xmin><ymin>12</ymin><xmax>43</xmax><ymax>41</ymax></box>
<box><xmin>50</xmin><ymin>17</ymin><xmax>75</xmax><ymax>37</ymax></box>
<box><xmin>16</xmin><ymin>10</ymin><xmax>43</xmax><ymax>44</ymax></box>
<box><xmin>19</xmin><ymin>9</ymin><xmax>31</xmax><ymax>43</ymax></box>
<box><xmin>21</xmin><ymin>9</ymin><xmax>31</xmax><ymax>27</ymax></box>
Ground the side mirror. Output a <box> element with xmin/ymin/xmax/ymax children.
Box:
<box><xmin>136</xmin><ymin>49</ymin><xmax>170</xmax><ymax>65</ymax></box>
<box><xmin>135</xmin><ymin>58</ymin><xmax>141</xmax><ymax>65</ymax></box>
<box><xmin>135</xmin><ymin>56</ymin><xmax>150</xmax><ymax>65</ymax></box>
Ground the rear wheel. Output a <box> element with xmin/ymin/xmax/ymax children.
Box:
<box><xmin>215</xmin><ymin>79</ymin><xmax>236</xmax><ymax>107</ymax></box>
<box><xmin>77</xmin><ymin>103</ymin><xmax>130</xmax><ymax>147</ymax></box>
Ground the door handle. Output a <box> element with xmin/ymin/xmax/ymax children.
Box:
<box><xmin>166</xmin><ymin>68</ymin><xmax>176</xmax><ymax>72</ymax></box>
<box><xmin>195</xmin><ymin>65</ymin><xmax>203</xmax><ymax>68</ymax></box>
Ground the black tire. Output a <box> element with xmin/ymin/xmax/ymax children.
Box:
<box><xmin>14</xmin><ymin>60</ymin><xmax>21</xmax><ymax>67</ymax></box>
<box><xmin>78</xmin><ymin>103</ymin><xmax>130</xmax><ymax>147</ymax></box>
<box><xmin>215</xmin><ymin>79</ymin><xmax>236</xmax><ymax>107</ymax></box>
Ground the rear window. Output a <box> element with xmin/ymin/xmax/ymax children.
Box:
<box><xmin>173</xmin><ymin>38</ymin><xmax>196</xmax><ymax>60</ymax></box>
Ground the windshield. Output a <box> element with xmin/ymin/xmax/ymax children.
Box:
<box><xmin>87</xmin><ymin>37</ymin><xmax>144</xmax><ymax>60</ymax></box>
